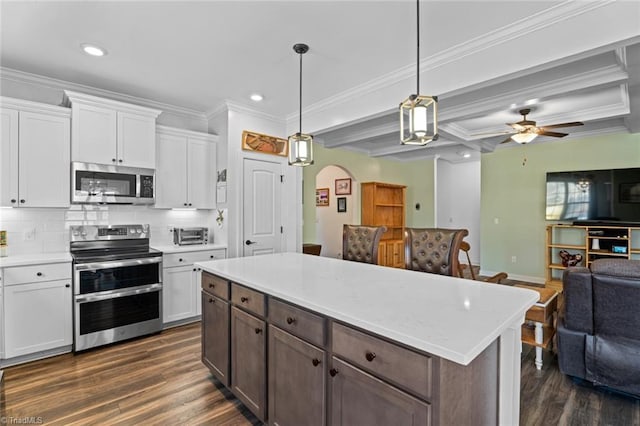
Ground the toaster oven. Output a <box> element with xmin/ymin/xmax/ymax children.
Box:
<box><xmin>173</xmin><ymin>227</ymin><xmax>209</xmax><ymax>245</ymax></box>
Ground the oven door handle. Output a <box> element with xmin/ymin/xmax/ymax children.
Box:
<box><xmin>75</xmin><ymin>283</ymin><xmax>162</xmax><ymax>303</ymax></box>
<box><xmin>74</xmin><ymin>256</ymin><xmax>162</xmax><ymax>271</ymax></box>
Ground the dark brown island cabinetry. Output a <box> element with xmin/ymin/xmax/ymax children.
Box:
<box><xmin>201</xmin><ymin>271</ymin><xmax>498</xmax><ymax>426</ymax></box>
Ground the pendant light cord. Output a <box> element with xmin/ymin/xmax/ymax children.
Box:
<box><xmin>299</xmin><ymin>51</ymin><xmax>303</xmax><ymax>134</ymax></box>
<box><xmin>416</xmin><ymin>0</ymin><xmax>420</xmax><ymax>95</ymax></box>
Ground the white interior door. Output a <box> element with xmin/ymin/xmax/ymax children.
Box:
<box><xmin>243</xmin><ymin>158</ymin><xmax>282</xmax><ymax>256</ymax></box>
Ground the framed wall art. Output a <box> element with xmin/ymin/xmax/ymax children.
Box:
<box><xmin>242</xmin><ymin>130</ymin><xmax>288</xmax><ymax>157</ymax></box>
<box><xmin>316</xmin><ymin>188</ymin><xmax>329</xmax><ymax>206</ymax></box>
<box><xmin>337</xmin><ymin>197</ymin><xmax>347</xmax><ymax>213</ymax></box>
<box><xmin>335</xmin><ymin>178</ymin><xmax>352</xmax><ymax>195</ymax></box>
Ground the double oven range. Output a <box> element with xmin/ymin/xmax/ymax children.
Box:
<box><xmin>70</xmin><ymin>224</ymin><xmax>163</xmax><ymax>351</ymax></box>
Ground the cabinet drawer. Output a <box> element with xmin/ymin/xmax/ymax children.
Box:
<box><xmin>163</xmin><ymin>249</ymin><xmax>225</xmax><ymax>268</ymax></box>
<box><xmin>201</xmin><ymin>272</ymin><xmax>229</xmax><ymax>300</ymax></box>
<box><xmin>269</xmin><ymin>298</ymin><xmax>326</xmax><ymax>348</ymax></box>
<box><xmin>231</xmin><ymin>283</ymin><xmax>265</xmax><ymax>317</ymax></box>
<box><xmin>4</xmin><ymin>262</ymin><xmax>71</xmax><ymax>286</ymax></box>
<box><xmin>332</xmin><ymin>322</ymin><xmax>432</xmax><ymax>401</ymax></box>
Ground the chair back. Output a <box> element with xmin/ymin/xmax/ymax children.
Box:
<box><xmin>404</xmin><ymin>228</ymin><xmax>468</xmax><ymax>276</ymax></box>
<box><xmin>342</xmin><ymin>225</ymin><xmax>387</xmax><ymax>264</ymax></box>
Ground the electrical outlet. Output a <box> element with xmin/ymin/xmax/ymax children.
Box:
<box><xmin>167</xmin><ymin>225</ymin><xmax>174</xmax><ymax>232</ymax></box>
<box><xmin>511</xmin><ymin>256</ymin><xmax>517</xmax><ymax>263</ymax></box>
<box><xmin>23</xmin><ymin>227</ymin><xmax>36</xmax><ymax>241</ymax></box>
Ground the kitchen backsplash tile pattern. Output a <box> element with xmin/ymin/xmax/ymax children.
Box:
<box><xmin>0</xmin><ymin>205</ymin><xmax>227</xmax><ymax>256</ymax></box>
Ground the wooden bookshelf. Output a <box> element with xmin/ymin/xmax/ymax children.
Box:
<box><xmin>361</xmin><ymin>182</ymin><xmax>406</xmax><ymax>268</ymax></box>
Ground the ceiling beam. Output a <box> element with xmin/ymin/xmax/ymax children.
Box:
<box><xmin>320</xmin><ymin>121</ymin><xmax>397</xmax><ymax>148</ymax></box>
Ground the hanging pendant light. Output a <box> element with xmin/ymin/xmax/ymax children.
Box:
<box><xmin>400</xmin><ymin>0</ymin><xmax>438</xmax><ymax>145</ymax></box>
<box><xmin>288</xmin><ymin>43</ymin><xmax>314</xmax><ymax>166</ymax></box>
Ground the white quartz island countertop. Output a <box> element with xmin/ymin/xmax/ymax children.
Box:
<box><xmin>196</xmin><ymin>252</ymin><xmax>539</xmax><ymax>366</ymax></box>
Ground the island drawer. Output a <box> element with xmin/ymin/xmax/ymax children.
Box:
<box><xmin>4</xmin><ymin>262</ymin><xmax>71</xmax><ymax>286</ymax></box>
<box><xmin>202</xmin><ymin>272</ymin><xmax>229</xmax><ymax>300</ymax></box>
<box><xmin>231</xmin><ymin>283</ymin><xmax>265</xmax><ymax>317</ymax></box>
<box><xmin>269</xmin><ymin>298</ymin><xmax>326</xmax><ymax>347</ymax></box>
<box><xmin>164</xmin><ymin>249</ymin><xmax>225</xmax><ymax>268</ymax></box>
<box><xmin>332</xmin><ymin>322</ymin><xmax>432</xmax><ymax>401</ymax></box>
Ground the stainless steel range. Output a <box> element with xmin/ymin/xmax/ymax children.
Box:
<box><xmin>70</xmin><ymin>224</ymin><xmax>163</xmax><ymax>351</ymax></box>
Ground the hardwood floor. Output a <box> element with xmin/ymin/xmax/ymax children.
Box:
<box><xmin>1</xmin><ymin>322</ymin><xmax>638</xmax><ymax>425</ymax></box>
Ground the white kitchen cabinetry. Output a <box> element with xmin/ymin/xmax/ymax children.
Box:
<box><xmin>0</xmin><ymin>98</ymin><xmax>70</xmax><ymax>208</ymax></box>
<box><xmin>161</xmin><ymin>248</ymin><xmax>226</xmax><ymax>327</ymax></box>
<box><xmin>156</xmin><ymin>125</ymin><xmax>218</xmax><ymax>209</ymax></box>
<box><xmin>64</xmin><ymin>90</ymin><xmax>161</xmax><ymax>169</ymax></box>
<box><xmin>3</xmin><ymin>262</ymin><xmax>72</xmax><ymax>359</ymax></box>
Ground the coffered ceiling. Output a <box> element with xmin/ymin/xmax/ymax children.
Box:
<box><xmin>1</xmin><ymin>1</ymin><xmax>639</xmax><ymax>163</ymax></box>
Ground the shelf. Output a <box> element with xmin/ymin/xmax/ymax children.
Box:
<box><xmin>549</xmin><ymin>244</ymin><xmax>586</xmax><ymax>250</ymax></box>
<box><xmin>632</xmin><ymin>249</ymin><xmax>640</xmax><ymax>254</ymax></box>
<box><xmin>587</xmin><ymin>251</ymin><xmax>629</xmax><ymax>257</ymax></box>
<box><xmin>521</xmin><ymin>324</ymin><xmax>555</xmax><ymax>350</ymax></box>
<box><xmin>549</xmin><ymin>263</ymin><xmax>568</xmax><ymax>270</ymax></box>
<box><xmin>545</xmin><ymin>279</ymin><xmax>563</xmax><ymax>293</ymax></box>
<box><xmin>587</xmin><ymin>236</ymin><xmax>629</xmax><ymax>240</ymax></box>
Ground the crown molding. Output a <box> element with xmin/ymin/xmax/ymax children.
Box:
<box><xmin>0</xmin><ymin>95</ymin><xmax>70</xmax><ymax>117</ymax></box>
<box><xmin>64</xmin><ymin>90</ymin><xmax>162</xmax><ymax>117</ymax></box>
<box><xmin>156</xmin><ymin>124</ymin><xmax>218</xmax><ymax>141</ymax></box>
<box><xmin>292</xmin><ymin>1</ymin><xmax>614</xmax><ymax>122</ymax></box>
<box><xmin>0</xmin><ymin>67</ymin><xmax>206</xmax><ymax>120</ymax></box>
<box><xmin>216</xmin><ymin>100</ymin><xmax>285</xmax><ymax>125</ymax></box>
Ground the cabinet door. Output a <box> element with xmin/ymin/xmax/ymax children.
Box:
<box><xmin>268</xmin><ymin>325</ymin><xmax>326</xmax><ymax>426</ymax></box>
<box><xmin>71</xmin><ymin>103</ymin><xmax>117</xmax><ymax>164</ymax></box>
<box><xmin>0</xmin><ymin>108</ymin><xmax>19</xmax><ymax>207</ymax></box>
<box><xmin>187</xmin><ymin>138</ymin><xmax>216</xmax><ymax>209</ymax></box>
<box><xmin>18</xmin><ymin>111</ymin><xmax>70</xmax><ymax>207</ymax></box>
<box><xmin>391</xmin><ymin>241</ymin><xmax>404</xmax><ymax>268</ymax></box>
<box><xmin>0</xmin><ymin>285</ymin><xmax>4</xmax><ymax>359</ymax></box>
<box><xmin>4</xmin><ymin>279</ymin><xmax>72</xmax><ymax>358</ymax></box>
<box><xmin>202</xmin><ymin>292</ymin><xmax>230</xmax><ymax>386</ymax></box>
<box><xmin>330</xmin><ymin>357</ymin><xmax>430</xmax><ymax>426</ymax></box>
<box><xmin>231</xmin><ymin>306</ymin><xmax>266</xmax><ymax>422</ymax></box>
<box><xmin>155</xmin><ymin>132</ymin><xmax>188</xmax><ymax>208</ymax></box>
<box><xmin>117</xmin><ymin>111</ymin><xmax>156</xmax><ymax>168</ymax></box>
<box><xmin>162</xmin><ymin>265</ymin><xmax>198</xmax><ymax>324</ymax></box>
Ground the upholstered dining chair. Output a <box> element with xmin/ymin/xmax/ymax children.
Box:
<box><xmin>404</xmin><ymin>228</ymin><xmax>468</xmax><ymax>276</ymax></box>
<box><xmin>342</xmin><ymin>224</ymin><xmax>387</xmax><ymax>265</ymax></box>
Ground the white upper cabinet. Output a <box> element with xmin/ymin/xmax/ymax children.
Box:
<box><xmin>156</xmin><ymin>125</ymin><xmax>217</xmax><ymax>209</ymax></box>
<box><xmin>64</xmin><ymin>90</ymin><xmax>161</xmax><ymax>169</ymax></box>
<box><xmin>0</xmin><ymin>98</ymin><xmax>70</xmax><ymax>208</ymax></box>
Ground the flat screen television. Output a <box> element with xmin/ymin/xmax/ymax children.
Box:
<box><xmin>546</xmin><ymin>167</ymin><xmax>640</xmax><ymax>225</ymax></box>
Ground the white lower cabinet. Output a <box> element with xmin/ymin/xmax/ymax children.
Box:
<box><xmin>162</xmin><ymin>248</ymin><xmax>226</xmax><ymax>327</ymax></box>
<box><xmin>0</xmin><ymin>283</ymin><xmax>4</xmax><ymax>360</ymax></box>
<box><xmin>5</xmin><ymin>278</ymin><xmax>72</xmax><ymax>358</ymax></box>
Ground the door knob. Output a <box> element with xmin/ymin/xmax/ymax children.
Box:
<box><xmin>245</xmin><ymin>240</ymin><xmax>257</xmax><ymax>245</ymax></box>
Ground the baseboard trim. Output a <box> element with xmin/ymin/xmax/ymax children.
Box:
<box><xmin>480</xmin><ymin>270</ymin><xmax>545</xmax><ymax>285</ymax></box>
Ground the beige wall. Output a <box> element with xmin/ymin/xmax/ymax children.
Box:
<box><xmin>480</xmin><ymin>132</ymin><xmax>640</xmax><ymax>282</ymax></box>
<box><xmin>303</xmin><ymin>144</ymin><xmax>435</xmax><ymax>243</ymax></box>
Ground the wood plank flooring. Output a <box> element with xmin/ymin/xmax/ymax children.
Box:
<box><xmin>1</xmin><ymin>322</ymin><xmax>638</xmax><ymax>425</ymax></box>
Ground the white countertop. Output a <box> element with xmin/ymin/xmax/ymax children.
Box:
<box><xmin>196</xmin><ymin>252</ymin><xmax>539</xmax><ymax>365</ymax></box>
<box><xmin>151</xmin><ymin>243</ymin><xmax>227</xmax><ymax>254</ymax></box>
<box><xmin>0</xmin><ymin>252</ymin><xmax>72</xmax><ymax>268</ymax></box>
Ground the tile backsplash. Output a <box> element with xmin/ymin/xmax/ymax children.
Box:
<box><xmin>0</xmin><ymin>205</ymin><xmax>228</xmax><ymax>256</ymax></box>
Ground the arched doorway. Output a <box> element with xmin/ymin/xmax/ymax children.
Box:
<box><xmin>315</xmin><ymin>165</ymin><xmax>357</xmax><ymax>258</ymax></box>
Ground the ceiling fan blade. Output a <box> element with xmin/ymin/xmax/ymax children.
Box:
<box><xmin>507</xmin><ymin>123</ymin><xmax>525</xmax><ymax>131</ymax></box>
<box><xmin>538</xmin><ymin>130</ymin><xmax>568</xmax><ymax>138</ymax></box>
<box><xmin>471</xmin><ymin>131</ymin><xmax>513</xmax><ymax>137</ymax></box>
<box><xmin>499</xmin><ymin>136</ymin><xmax>514</xmax><ymax>144</ymax></box>
<box><xmin>541</xmin><ymin>122</ymin><xmax>584</xmax><ymax>129</ymax></box>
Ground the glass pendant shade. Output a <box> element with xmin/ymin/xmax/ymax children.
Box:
<box><xmin>288</xmin><ymin>132</ymin><xmax>314</xmax><ymax>166</ymax></box>
<box><xmin>511</xmin><ymin>131</ymin><xmax>538</xmax><ymax>144</ymax></box>
<box><xmin>400</xmin><ymin>95</ymin><xmax>438</xmax><ymax>145</ymax></box>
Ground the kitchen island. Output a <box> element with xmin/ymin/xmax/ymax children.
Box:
<box><xmin>196</xmin><ymin>252</ymin><xmax>538</xmax><ymax>425</ymax></box>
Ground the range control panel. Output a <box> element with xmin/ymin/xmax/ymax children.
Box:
<box><xmin>70</xmin><ymin>224</ymin><xmax>150</xmax><ymax>241</ymax></box>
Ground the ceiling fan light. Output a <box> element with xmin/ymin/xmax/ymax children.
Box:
<box><xmin>400</xmin><ymin>95</ymin><xmax>438</xmax><ymax>145</ymax></box>
<box><xmin>511</xmin><ymin>132</ymin><xmax>538</xmax><ymax>144</ymax></box>
<box><xmin>288</xmin><ymin>132</ymin><xmax>314</xmax><ymax>166</ymax></box>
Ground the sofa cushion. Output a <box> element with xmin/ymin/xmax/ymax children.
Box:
<box><xmin>592</xmin><ymin>275</ymin><xmax>640</xmax><ymax>340</ymax></box>
<box><xmin>591</xmin><ymin>259</ymin><xmax>640</xmax><ymax>278</ymax></box>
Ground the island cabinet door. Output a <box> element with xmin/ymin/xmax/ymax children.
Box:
<box><xmin>231</xmin><ymin>306</ymin><xmax>266</xmax><ymax>422</ymax></box>
<box><xmin>268</xmin><ymin>325</ymin><xmax>326</xmax><ymax>426</ymax></box>
<box><xmin>330</xmin><ymin>357</ymin><xmax>430</xmax><ymax>426</ymax></box>
<box><xmin>201</xmin><ymin>292</ymin><xmax>229</xmax><ymax>386</ymax></box>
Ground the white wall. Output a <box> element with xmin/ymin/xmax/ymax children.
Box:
<box><xmin>0</xmin><ymin>205</ymin><xmax>222</xmax><ymax>256</ymax></box>
<box><xmin>436</xmin><ymin>159</ymin><xmax>481</xmax><ymax>265</ymax></box>
<box><xmin>314</xmin><ymin>165</ymin><xmax>356</xmax><ymax>258</ymax></box>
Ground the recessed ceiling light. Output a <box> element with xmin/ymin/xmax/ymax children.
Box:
<box><xmin>457</xmin><ymin>151</ymin><xmax>472</xmax><ymax>158</ymax></box>
<box><xmin>81</xmin><ymin>43</ymin><xmax>107</xmax><ymax>57</ymax></box>
<box><xmin>250</xmin><ymin>94</ymin><xmax>263</xmax><ymax>102</ymax></box>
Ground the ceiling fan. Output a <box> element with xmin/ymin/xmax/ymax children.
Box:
<box><xmin>476</xmin><ymin>108</ymin><xmax>584</xmax><ymax>144</ymax></box>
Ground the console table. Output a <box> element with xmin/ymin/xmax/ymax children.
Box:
<box><xmin>196</xmin><ymin>253</ymin><xmax>538</xmax><ymax>425</ymax></box>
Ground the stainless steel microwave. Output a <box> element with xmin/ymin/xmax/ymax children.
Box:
<box><xmin>72</xmin><ymin>162</ymin><xmax>155</xmax><ymax>204</ymax></box>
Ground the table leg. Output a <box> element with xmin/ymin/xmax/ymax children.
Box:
<box><xmin>534</xmin><ymin>321</ymin><xmax>543</xmax><ymax>370</ymax></box>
